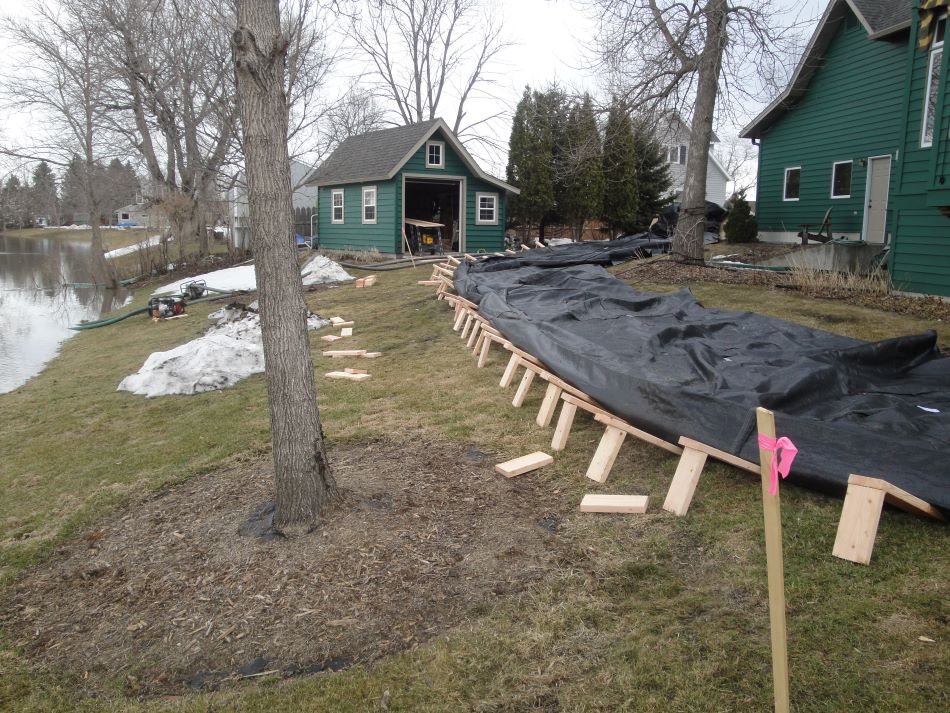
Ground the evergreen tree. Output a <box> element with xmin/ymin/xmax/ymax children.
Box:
<box><xmin>506</xmin><ymin>87</ymin><xmax>554</xmax><ymax>236</ymax></box>
<box><xmin>31</xmin><ymin>161</ymin><xmax>58</xmax><ymax>224</ymax></box>
<box><xmin>724</xmin><ymin>191</ymin><xmax>757</xmax><ymax>242</ymax></box>
<box><xmin>560</xmin><ymin>94</ymin><xmax>603</xmax><ymax>238</ymax></box>
<box><xmin>601</xmin><ymin>100</ymin><xmax>638</xmax><ymax>236</ymax></box>
<box><xmin>103</xmin><ymin>158</ymin><xmax>140</xmax><ymax>214</ymax></box>
<box><xmin>2</xmin><ymin>175</ymin><xmax>29</xmax><ymax>228</ymax></box>
<box><xmin>631</xmin><ymin>119</ymin><xmax>671</xmax><ymax>233</ymax></box>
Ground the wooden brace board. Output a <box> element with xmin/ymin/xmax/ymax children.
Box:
<box><xmin>662</xmin><ymin>436</ymin><xmax>761</xmax><ymax>517</ymax></box>
<box><xmin>833</xmin><ymin>474</ymin><xmax>943</xmax><ymax>565</ymax></box>
<box><xmin>325</xmin><ymin>371</ymin><xmax>371</xmax><ymax>381</ymax></box>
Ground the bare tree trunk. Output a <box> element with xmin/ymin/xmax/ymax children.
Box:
<box><xmin>233</xmin><ymin>0</ymin><xmax>337</xmax><ymax>534</ymax></box>
<box><xmin>672</xmin><ymin>0</ymin><xmax>727</xmax><ymax>263</ymax></box>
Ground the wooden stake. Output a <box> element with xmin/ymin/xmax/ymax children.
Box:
<box><xmin>755</xmin><ymin>407</ymin><xmax>790</xmax><ymax>713</ymax></box>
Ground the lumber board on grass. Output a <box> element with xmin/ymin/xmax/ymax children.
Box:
<box><xmin>362</xmin><ymin>352</ymin><xmax>382</xmax><ymax>358</ymax></box>
<box><xmin>593</xmin><ymin>413</ymin><xmax>682</xmax><ymax>456</ymax></box>
<box><xmin>363</xmin><ymin>275</ymin><xmax>378</xmax><ymax>286</ymax></box>
<box><xmin>847</xmin><ymin>475</ymin><xmax>943</xmax><ymax>520</ymax></box>
<box><xmin>325</xmin><ymin>371</ymin><xmax>371</xmax><ymax>381</ymax></box>
<box><xmin>344</xmin><ymin>367</ymin><xmax>368</xmax><ymax>374</ymax></box>
<box><xmin>663</xmin><ymin>448</ymin><xmax>709</xmax><ymax>516</ymax></box>
<box><xmin>322</xmin><ymin>350</ymin><xmax>367</xmax><ymax>357</ymax></box>
<box><xmin>494</xmin><ymin>451</ymin><xmax>554</xmax><ymax>478</ymax></box>
<box><xmin>586</xmin><ymin>426</ymin><xmax>627</xmax><ymax>483</ymax></box>
<box><xmin>329</xmin><ymin>316</ymin><xmax>346</xmax><ymax>325</ymax></box>
<box><xmin>579</xmin><ymin>494</ymin><xmax>649</xmax><ymax>514</ymax></box>
<box><xmin>677</xmin><ymin>436</ymin><xmax>758</xmax><ymax>474</ymax></box>
<box><xmin>340</xmin><ymin>327</ymin><xmax>353</xmax><ymax>337</ymax></box>
<box><xmin>355</xmin><ymin>278</ymin><xmax>365</xmax><ymax>288</ymax></box>
<box><xmin>321</xmin><ymin>335</ymin><xmax>342</xmax><ymax>343</ymax></box>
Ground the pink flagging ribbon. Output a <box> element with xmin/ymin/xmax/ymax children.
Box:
<box><xmin>758</xmin><ymin>434</ymin><xmax>798</xmax><ymax>496</ymax></box>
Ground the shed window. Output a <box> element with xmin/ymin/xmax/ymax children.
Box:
<box><xmin>831</xmin><ymin>161</ymin><xmax>852</xmax><ymax>198</ymax></box>
<box><xmin>362</xmin><ymin>186</ymin><xmax>376</xmax><ymax>224</ymax></box>
<box><xmin>783</xmin><ymin>167</ymin><xmax>800</xmax><ymax>201</ymax></box>
<box><xmin>331</xmin><ymin>189</ymin><xmax>344</xmax><ymax>223</ymax></box>
<box><xmin>426</xmin><ymin>141</ymin><xmax>444</xmax><ymax>168</ymax></box>
<box><xmin>922</xmin><ymin>16</ymin><xmax>945</xmax><ymax>148</ymax></box>
<box><xmin>476</xmin><ymin>192</ymin><xmax>498</xmax><ymax>225</ymax></box>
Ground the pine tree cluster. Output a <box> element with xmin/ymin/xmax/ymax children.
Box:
<box><xmin>506</xmin><ymin>88</ymin><xmax>671</xmax><ymax>239</ymax></box>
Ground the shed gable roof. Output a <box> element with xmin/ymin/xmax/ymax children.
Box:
<box><xmin>740</xmin><ymin>0</ymin><xmax>909</xmax><ymax>139</ymax></box>
<box><xmin>306</xmin><ymin>118</ymin><xmax>518</xmax><ymax>193</ymax></box>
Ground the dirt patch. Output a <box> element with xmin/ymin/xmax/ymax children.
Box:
<box><xmin>619</xmin><ymin>255</ymin><xmax>950</xmax><ymax>324</ymax></box>
<box><xmin>2</xmin><ymin>439</ymin><xmax>572</xmax><ymax>696</ymax></box>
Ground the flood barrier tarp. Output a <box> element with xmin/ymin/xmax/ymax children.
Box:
<box><xmin>454</xmin><ymin>255</ymin><xmax>950</xmax><ymax>513</ymax></box>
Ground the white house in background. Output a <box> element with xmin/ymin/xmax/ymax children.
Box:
<box><xmin>231</xmin><ymin>160</ymin><xmax>319</xmax><ymax>250</ymax></box>
<box><xmin>656</xmin><ymin>113</ymin><xmax>732</xmax><ymax>206</ymax></box>
<box><xmin>114</xmin><ymin>202</ymin><xmax>153</xmax><ymax>228</ymax></box>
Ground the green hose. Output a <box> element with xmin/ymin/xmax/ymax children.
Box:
<box><xmin>69</xmin><ymin>291</ymin><xmax>238</xmax><ymax>331</ymax></box>
<box><xmin>70</xmin><ymin>306</ymin><xmax>151</xmax><ymax>330</ymax></box>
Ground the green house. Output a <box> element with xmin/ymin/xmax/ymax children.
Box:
<box><xmin>741</xmin><ymin>0</ymin><xmax>950</xmax><ymax>296</ymax></box>
<box><xmin>306</xmin><ymin>119</ymin><xmax>518</xmax><ymax>256</ymax></box>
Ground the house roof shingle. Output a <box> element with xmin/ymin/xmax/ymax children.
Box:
<box><xmin>849</xmin><ymin>0</ymin><xmax>910</xmax><ymax>36</ymax></box>
<box><xmin>307</xmin><ymin>120</ymin><xmax>441</xmax><ymax>185</ymax></box>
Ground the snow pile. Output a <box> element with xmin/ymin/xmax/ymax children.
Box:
<box><xmin>153</xmin><ymin>256</ymin><xmax>352</xmax><ymax>296</ymax></box>
<box><xmin>104</xmin><ymin>234</ymin><xmax>163</xmax><ymax>259</ymax></box>
<box><xmin>153</xmin><ymin>265</ymin><xmax>258</xmax><ymax>295</ymax></box>
<box><xmin>301</xmin><ymin>254</ymin><xmax>352</xmax><ymax>285</ymax></box>
<box><xmin>117</xmin><ymin>307</ymin><xmax>330</xmax><ymax>397</ymax></box>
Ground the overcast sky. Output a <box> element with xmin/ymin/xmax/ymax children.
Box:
<box><xmin>0</xmin><ymin>0</ymin><xmax>828</xmax><ymax>196</ymax></box>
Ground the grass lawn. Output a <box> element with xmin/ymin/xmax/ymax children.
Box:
<box><xmin>0</xmin><ymin>261</ymin><xmax>947</xmax><ymax>711</ymax></box>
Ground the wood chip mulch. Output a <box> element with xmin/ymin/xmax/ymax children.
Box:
<box><xmin>2</xmin><ymin>439</ymin><xmax>574</xmax><ymax>696</ymax></box>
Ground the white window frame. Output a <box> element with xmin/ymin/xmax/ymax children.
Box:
<box><xmin>921</xmin><ymin>16</ymin><xmax>946</xmax><ymax>148</ymax></box>
<box><xmin>361</xmin><ymin>185</ymin><xmax>377</xmax><ymax>224</ymax></box>
<box><xmin>783</xmin><ymin>167</ymin><xmax>801</xmax><ymax>202</ymax></box>
<box><xmin>830</xmin><ymin>160</ymin><xmax>853</xmax><ymax>199</ymax></box>
<box><xmin>475</xmin><ymin>192</ymin><xmax>498</xmax><ymax>225</ymax></box>
<box><xmin>331</xmin><ymin>188</ymin><xmax>344</xmax><ymax>224</ymax></box>
<box><xmin>426</xmin><ymin>140</ymin><xmax>444</xmax><ymax>168</ymax></box>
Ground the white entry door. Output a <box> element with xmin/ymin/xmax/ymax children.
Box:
<box><xmin>863</xmin><ymin>156</ymin><xmax>891</xmax><ymax>245</ymax></box>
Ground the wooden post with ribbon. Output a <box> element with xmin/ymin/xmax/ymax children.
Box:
<box><xmin>756</xmin><ymin>406</ymin><xmax>797</xmax><ymax>713</ymax></box>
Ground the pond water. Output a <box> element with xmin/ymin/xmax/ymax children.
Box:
<box><xmin>0</xmin><ymin>234</ymin><xmax>132</xmax><ymax>395</ymax></box>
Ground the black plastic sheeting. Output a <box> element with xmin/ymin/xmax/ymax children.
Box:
<box><xmin>455</xmin><ymin>255</ymin><xmax>950</xmax><ymax>514</ymax></box>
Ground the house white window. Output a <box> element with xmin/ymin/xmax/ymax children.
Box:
<box><xmin>922</xmin><ymin>16</ymin><xmax>945</xmax><ymax>148</ymax></box>
<box><xmin>362</xmin><ymin>186</ymin><xmax>377</xmax><ymax>224</ymax></box>
<box><xmin>783</xmin><ymin>167</ymin><xmax>801</xmax><ymax>201</ymax></box>
<box><xmin>476</xmin><ymin>192</ymin><xmax>498</xmax><ymax>225</ymax></box>
<box><xmin>831</xmin><ymin>161</ymin><xmax>852</xmax><ymax>198</ymax></box>
<box><xmin>426</xmin><ymin>141</ymin><xmax>444</xmax><ymax>168</ymax></box>
<box><xmin>331</xmin><ymin>189</ymin><xmax>344</xmax><ymax>223</ymax></box>
<box><xmin>667</xmin><ymin>145</ymin><xmax>687</xmax><ymax>165</ymax></box>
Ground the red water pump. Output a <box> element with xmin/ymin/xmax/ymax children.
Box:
<box><xmin>147</xmin><ymin>295</ymin><xmax>186</xmax><ymax>318</ymax></box>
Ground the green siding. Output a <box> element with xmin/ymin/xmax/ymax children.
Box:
<box><xmin>755</xmin><ymin>15</ymin><xmax>907</xmax><ymax>235</ymax></box>
<box><xmin>317</xmin><ymin>182</ymin><xmax>399</xmax><ymax>253</ymax></box>
<box><xmin>890</xmin><ymin>14</ymin><xmax>950</xmax><ymax>296</ymax></box>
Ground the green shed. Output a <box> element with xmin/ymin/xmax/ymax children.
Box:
<box><xmin>306</xmin><ymin>119</ymin><xmax>518</xmax><ymax>256</ymax></box>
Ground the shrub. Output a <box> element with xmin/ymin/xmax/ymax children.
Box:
<box><xmin>724</xmin><ymin>192</ymin><xmax>758</xmax><ymax>243</ymax></box>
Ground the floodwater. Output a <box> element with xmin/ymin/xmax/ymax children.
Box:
<box><xmin>0</xmin><ymin>234</ymin><xmax>132</xmax><ymax>395</ymax></box>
